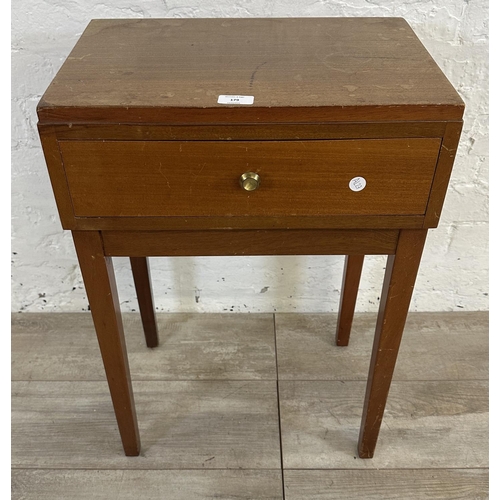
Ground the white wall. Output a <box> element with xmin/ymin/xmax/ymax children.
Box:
<box><xmin>11</xmin><ymin>1</ymin><xmax>488</xmax><ymax>313</ymax></box>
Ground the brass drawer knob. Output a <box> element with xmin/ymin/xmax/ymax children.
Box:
<box><xmin>239</xmin><ymin>172</ymin><xmax>261</xmax><ymax>191</ymax></box>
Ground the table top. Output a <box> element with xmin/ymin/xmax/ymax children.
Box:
<box><xmin>37</xmin><ymin>17</ymin><xmax>464</xmax><ymax>124</ymax></box>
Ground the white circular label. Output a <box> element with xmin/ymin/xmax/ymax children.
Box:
<box><xmin>349</xmin><ymin>176</ymin><xmax>366</xmax><ymax>192</ymax></box>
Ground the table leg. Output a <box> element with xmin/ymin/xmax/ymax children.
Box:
<box><xmin>336</xmin><ymin>255</ymin><xmax>364</xmax><ymax>346</ymax></box>
<box><xmin>130</xmin><ymin>257</ymin><xmax>159</xmax><ymax>348</ymax></box>
<box><xmin>73</xmin><ymin>231</ymin><xmax>141</xmax><ymax>456</ymax></box>
<box><xmin>358</xmin><ymin>229</ymin><xmax>427</xmax><ymax>458</ymax></box>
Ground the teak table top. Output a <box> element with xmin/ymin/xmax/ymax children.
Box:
<box><xmin>37</xmin><ymin>17</ymin><xmax>464</xmax><ymax>124</ymax></box>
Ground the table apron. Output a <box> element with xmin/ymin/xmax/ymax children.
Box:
<box><xmin>100</xmin><ymin>229</ymin><xmax>399</xmax><ymax>257</ymax></box>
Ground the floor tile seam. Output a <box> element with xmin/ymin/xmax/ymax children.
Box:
<box><xmin>282</xmin><ymin>467</ymin><xmax>490</xmax><ymax>471</ymax></box>
<box><xmin>11</xmin><ymin>378</ymin><xmax>489</xmax><ymax>383</ymax></box>
<box><xmin>273</xmin><ymin>313</ymin><xmax>287</xmax><ymax>500</ymax></box>
<box><xmin>10</xmin><ymin>378</ymin><xmax>490</xmax><ymax>384</ymax></box>
<box><xmin>11</xmin><ymin>378</ymin><xmax>280</xmax><ymax>383</ymax></box>
<box><xmin>11</xmin><ymin>466</ymin><xmax>489</xmax><ymax>472</ymax></box>
<box><xmin>276</xmin><ymin>378</ymin><xmax>489</xmax><ymax>383</ymax></box>
<box><xmin>11</xmin><ymin>465</ymin><xmax>286</xmax><ymax>473</ymax></box>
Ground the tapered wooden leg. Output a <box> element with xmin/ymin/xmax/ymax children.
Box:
<box><xmin>336</xmin><ymin>255</ymin><xmax>364</xmax><ymax>346</ymax></box>
<box><xmin>358</xmin><ymin>229</ymin><xmax>427</xmax><ymax>458</ymax></box>
<box><xmin>130</xmin><ymin>257</ymin><xmax>159</xmax><ymax>348</ymax></box>
<box><xmin>73</xmin><ymin>231</ymin><xmax>140</xmax><ymax>456</ymax></box>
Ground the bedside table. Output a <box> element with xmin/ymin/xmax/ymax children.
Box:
<box><xmin>37</xmin><ymin>17</ymin><xmax>464</xmax><ymax>458</ymax></box>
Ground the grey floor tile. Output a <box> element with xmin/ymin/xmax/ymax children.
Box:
<box><xmin>279</xmin><ymin>380</ymin><xmax>488</xmax><ymax>469</ymax></box>
<box><xmin>12</xmin><ymin>313</ymin><xmax>277</xmax><ymax>381</ymax></box>
<box><xmin>283</xmin><ymin>469</ymin><xmax>488</xmax><ymax>499</ymax></box>
<box><xmin>12</xmin><ymin>469</ymin><xmax>283</xmax><ymax>500</ymax></box>
<box><xmin>12</xmin><ymin>380</ymin><xmax>281</xmax><ymax>469</ymax></box>
<box><xmin>276</xmin><ymin>312</ymin><xmax>488</xmax><ymax>380</ymax></box>
<box><xmin>11</xmin><ymin>311</ymin><xmax>489</xmax><ymax>495</ymax></box>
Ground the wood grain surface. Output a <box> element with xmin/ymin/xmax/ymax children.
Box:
<box><xmin>424</xmin><ymin>121</ymin><xmax>464</xmax><ymax>227</ymax></box>
<box><xmin>284</xmin><ymin>469</ymin><xmax>488</xmax><ymax>500</ymax></box>
<box><xmin>12</xmin><ymin>380</ymin><xmax>281</xmax><ymax>469</ymax></box>
<box><xmin>12</xmin><ymin>470</ymin><xmax>283</xmax><ymax>500</ymax></box>
<box><xmin>11</xmin><ymin>468</ymin><xmax>488</xmax><ymax>500</ymax></box>
<box><xmin>101</xmin><ymin>229</ymin><xmax>399</xmax><ymax>256</ymax></box>
<box><xmin>358</xmin><ymin>229</ymin><xmax>427</xmax><ymax>458</ymax></box>
<box><xmin>31</xmin><ymin>15</ymin><xmax>471</xmax><ymax>494</ymax></box>
<box><xmin>279</xmin><ymin>380</ymin><xmax>488</xmax><ymax>469</ymax></box>
<box><xmin>11</xmin><ymin>313</ymin><xmax>277</xmax><ymax>381</ymax></box>
<box><xmin>12</xmin><ymin>312</ymin><xmax>487</xmax><ymax>382</ymax></box>
<box><xmin>336</xmin><ymin>255</ymin><xmax>365</xmax><ymax>346</ymax></box>
<box><xmin>60</xmin><ymin>138</ymin><xmax>440</xmax><ymax>218</ymax></box>
<box><xmin>72</xmin><ymin>231</ymin><xmax>140</xmax><ymax>456</ymax></box>
<box><xmin>275</xmin><ymin>312</ymin><xmax>488</xmax><ymax>381</ymax></box>
<box><xmin>11</xmin><ymin>312</ymin><xmax>488</xmax><ymax>498</ymax></box>
<box><xmin>52</xmin><ymin>121</ymin><xmax>449</xmax><ymax>142</ymax></box>
<box><xmin>37</xmin><ymin>126</ymin><xmax>75</xmax><ymax>229</ymax></box>
<box><xmin>130</xmin><ymin>257</ymin><xmax>158</xmax><ymax>348</ymax></box>
<box><xmin>70</xmin><ymin>214</ymin><xmax>425</xmax><ymax>231</ymax></box>
<box><xmin>37</xmin><ymin>18</ymin><xmax>464</xmax><ymax>124</ymax></box>
<box><xmin>11</xmin><ymin>379</ymin><xmax>487</xmax><ymax>470</ymax></box>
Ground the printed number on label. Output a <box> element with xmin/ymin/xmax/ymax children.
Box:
<box><xmin>349</xmin><ymin>177</ymin><xmax>367</xmax><ymax>192</ymax></box>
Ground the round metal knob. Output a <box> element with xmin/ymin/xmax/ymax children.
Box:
<box><xmin>239</xmin><ymin>172</ymin><xmax>261</xmax><ymax>191</ymax></box>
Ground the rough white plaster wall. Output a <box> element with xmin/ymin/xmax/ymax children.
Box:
<box><xmin>11</xmin><ymin>1</ymin><xmax>488</xmax><ymax>313</ymax></box>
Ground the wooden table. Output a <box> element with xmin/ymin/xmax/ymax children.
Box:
<box><xmin>37</xmin><ymin>18</ymin><xmax>464</xmax><ymax>459</ymax></box>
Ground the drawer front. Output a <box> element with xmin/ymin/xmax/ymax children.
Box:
<box><xmin>60</xmin><ymin>138</ymin><xmax>441</xmax><ymax>218</ymax></box>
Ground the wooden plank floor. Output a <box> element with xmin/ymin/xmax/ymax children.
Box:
<box><xmin>12</xmin><ymin>312</ymin><xmax>488</xmax><ymax>499</ymax></box>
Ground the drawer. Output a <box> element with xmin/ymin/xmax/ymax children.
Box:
<box><xmin>59</xmin><ymin>138</ymin><xmax>441</xmax><ymax>218</ymax></box>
